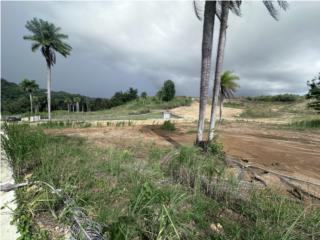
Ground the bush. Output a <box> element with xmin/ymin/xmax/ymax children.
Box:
<box><xmin>246</xmin><ymin>94</ymin><xmax>300</xmax><ymax>103</ymax></box>
<box><xmin>287</xmin><ymin>119</ymin><xmax>320</xmax><ymax>129</ymax></box>
<box><xmin>240</xmin><ymin>108</ymin><xmax>281</xmax><ymax>118</ymax></box>
<box><xmin>208</xmin><ymin>140</ymin><xmax>224</xmax><ymax>156</ymax></box>
<box><xmin>161</xmin><ymin>120</ymin><xmax>176</xmax><ymax>131</ymax></box>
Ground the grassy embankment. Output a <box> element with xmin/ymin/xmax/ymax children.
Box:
<box><xmin>224</xmin><ymin>96</ymin><xmax>320</xmax><ymax>129</ymax></box>
<box><xmin>31</xmin><ymin>96</ymin><xmax>192</xmax><ymax>121</ymax></box>
<box><xmin>2</xmin><ymin>123</ymin><xmax>319</xmax><ymax>239</ymax></box>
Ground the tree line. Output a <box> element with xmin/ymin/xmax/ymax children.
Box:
<box><xmin>1</xmin><ymin>78</ymin><xmax>177</xmax><ymax>115</ymax></box>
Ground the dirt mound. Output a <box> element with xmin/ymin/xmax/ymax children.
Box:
<box><xmin>170</xmin><ymin>102</ymin><xmax>242</xmax><ymax>121</ymax></box>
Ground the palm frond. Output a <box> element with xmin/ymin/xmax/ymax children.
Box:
<box><xmin>31</xmin><ymin>43</ymin><xmax>41</xmax><ymax>52</ymax></box>
<box><xmin>220</xmin><ymin>70</ymin><xmax>240</xmax><ymax>99</ymax></box>
<box><xmin>229</xmin><ymin>0</ymin><xmax>242</xmax><ymax>16</ymax></box>
<box><xmin>263</xmin><ymin>0</ymin><xmax>288</xmax><ymax>20</ymax></box>
<box><xmin>193</xmin><ymin>0</ymin><xmax>202</xmax><ymax>20</ymax></box>
<box><xmin>277</xmin><ymin>0</ymin><xmax>289</xmax><ymax>10</ymax></box>
<box><xmin>263</xmin><ymin>1</ymin><xmax>278</xmax><ymax>20</ymax></box>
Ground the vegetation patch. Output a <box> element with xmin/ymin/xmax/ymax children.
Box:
<box><xmin>286</xmin><ymin>118</ymin><xmax>320</xmax><ymax>129</ymax></box>
<box><xmin>239</xmin><ymin>107</ymin><xmax>282</xmax><ymax>118</ymax></box>
<box><xmin>246</xmin><ymin>94</ymin><xmax>302</xmax><ymax>103</ymax></box>
<box><xmin>161</xmin><ymin>120</ymin><xmax>176</xmax><ymax>131</ymax></box>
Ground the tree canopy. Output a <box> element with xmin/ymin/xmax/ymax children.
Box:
<box><xmin>306</xmin><ymin>73</ymin><xmax>320</xmax><ymax>113</ymax></box>
<box><xmin>157</xmin><ymin>80</ymin><xmax>175</xmax><ymax>102</ymax></box>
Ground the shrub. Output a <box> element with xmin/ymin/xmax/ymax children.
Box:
<box><xmin>161</xmin><ymin>120</ymin><xmax>176</xmax><ymax>131</ymax></box>
<box><xmin>246</xmin><ymin>94</ymin><xmax>300</xmax><ymax>103</ymax></box>
<box><xmin>239</xmin><ymin>108</ymin><xmax>281</xmax><ymax>118</ymax></box>
<box><xmin>287</xmin><ymin>119</ymin><xmax>320</xmax><ymax>129</ymax></box>
<box><xmin>208</xmin><ymin>139</ymin><xmax>224</xmax><ymax>156</ymax></box>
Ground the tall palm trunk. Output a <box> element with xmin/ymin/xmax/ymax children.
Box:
<box><xmin>47</xmin><ymin>65</ymin><xmax>52</xmax><ymax>120</ymax></box>
<box><xmin>208</xmin><ymin>1</ymin><xmax>229</xmax><ymax>141</ymax></box>
<box><xmin>29</xmin><ymin>93</ymin><xmax>33</xmax><ymax>115</ymax></box>
<box><xmin>76</xmin><ymin>102</ymin><xmax>79</xmax><ymax>113</ymax></box>
<box><xmin>67</xmin><ymin>104</ymin><xmax>70</xmax><ymax>113</ymax></box>
<box><xmin>196</xmin><ymin>1</ymin><xmax>216</xmax><ymax>144</ymax></box>
<box><xmin>219</xmin><ymin>95</ymin><xmax>224</xmax><ymax>123</ymax></box>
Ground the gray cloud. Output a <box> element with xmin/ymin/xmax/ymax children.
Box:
<box><xmin>1</xmin><ymin>1</ymin><xmax>320</xmax><ymax>98</ymax></box>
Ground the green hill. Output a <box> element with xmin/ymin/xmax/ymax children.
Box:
<box><xmin>1</xmin><ymin>79</ymin><xmax>140</xmax><ymax>114</ymax></box>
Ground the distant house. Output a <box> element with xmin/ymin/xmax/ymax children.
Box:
<box><xmin>163</xmin><ymin>111</ymin><xmax>171</xmax><ymax>120</ymax></box>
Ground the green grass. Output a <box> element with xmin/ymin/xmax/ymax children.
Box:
<box><xmin>239</xmin><ymin>107</ymin><xmax>282</xmax><ymax>118</ymax></box>
<box><xmin>2</xmin><ymin>124</ymin><xmax>319</xmax><ymax>239</ymax></box>
<box><xmin>286</xmin><ymin>118</ymin><xmax>320</xmax><ymax>129</ymax></box>
<box><xmin>39</xmin><ymin>97</ymin><xmax>192</xmax><ymax>121</ymax></box>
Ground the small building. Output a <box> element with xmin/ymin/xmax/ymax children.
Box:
<box><xmin>30</xmin><ymin>116</ymin><xmax>41</xmax><ymax>122</ymax></box>
<box><xmin>163</xmin><ymin>111</ymin><xmax>171</xmax><ymax>120</ymax></box>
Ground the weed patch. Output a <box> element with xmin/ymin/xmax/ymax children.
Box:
<box><xmin>161</xmin><ymin>120</ymin><xmax>176</xmax><ymax>131</ymax></box>
<box><xmin>287</xmin><ymin>118</ymin><xmax>320</xmax><ymax>129</ymax></box>
<box><xmin>240</xmin><ymin>108</ymin><xmax>282</xmax><ymax>118</ymax></box>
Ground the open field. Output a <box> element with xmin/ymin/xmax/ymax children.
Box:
<box><xmin>2</xmin><ymin>98</ymin><xmax>320</xmax><ymax>239</ymax></box>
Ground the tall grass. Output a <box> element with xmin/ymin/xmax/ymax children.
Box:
<box><xmin>239</xmin><ymin>108</ymin><xmax>282</xmax><ymax>118</ymax></box>
<box><xmin>287</xmin><ymin>119</ymin><xmax>320</xmax><ymax>129</ymax></box>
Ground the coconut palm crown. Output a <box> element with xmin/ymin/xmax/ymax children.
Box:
<box><xmin>20</xmin><ymin>78</ymin><xmax>39</xmax><ymax>94</ymax></box>
<box><xmin>23</xmin><ymin>18</ymin><xmax>72</xmax><ymax>67</ymax></box>
<box><xmin>220</xmin><ymin>70</ymin><xmax>240</xmax><ymax>99</ymax></box>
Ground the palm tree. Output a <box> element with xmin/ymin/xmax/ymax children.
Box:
<box><xmin>23</xmin><ymin>18</ymin><xmax>72</xmax><ymax>121</ymax></box>
<box><xmin>33</xmin><ymin>96</ymin><xmax>40</xmax><ymax>114</ymax></box>
<box><xmin>64</xmin><ymin>98</ymin><xmax>72</xmax><ymax>113</ymax></box>
<box><xmin>219</xmin><ymin>70</ymin><xmax>240</xmax><ymax>122</ymax></box>
<box><xmin>194</xmin><ymin>1</ymin><xmax>217</xmax><ymax>144</ymax></box>
<box><xmin>208</xmin><ymin>0</ymin><xmax>289</xmax><ymax>141</ymax></box>
<box><xmin>74</xmin><ymin>97</ymin><xmax>81</xmax><ymax>113</ymax></box>
<box><xmin>194</xmin><ymin>0</ymin><xmax>241</xmax><ymax>144</ymax></box>
<box><xmin>20</xmin><ymin>79</ymin><xmax>39</xmax><ymax>115</ymax></box>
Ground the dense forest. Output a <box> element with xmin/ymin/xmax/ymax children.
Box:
<box><xmin>1</xmin><ymin>78</ymin><xmax>139</xmax><ymax>114</ymax></box>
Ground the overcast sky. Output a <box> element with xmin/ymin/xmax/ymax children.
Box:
<box><xmin>1</xmin><ymin>1</ymin><xmax>320</xmax><ymax>98</ymax></box>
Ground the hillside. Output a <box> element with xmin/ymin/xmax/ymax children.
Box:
<box><xmin>1</xmin><ymin>79</ymin><xmax>140</xmax><ymax>114</ymax></box>
<box><xmin>1</xmin><ymin>78</ymin><xmax>93</xmax><ymax>114</ymax></box>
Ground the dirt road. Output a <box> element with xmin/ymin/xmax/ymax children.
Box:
<box><xmin>219</xmin><ymin>122</ymin><xmax>320</xmax><ymax>180</ymax></box>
